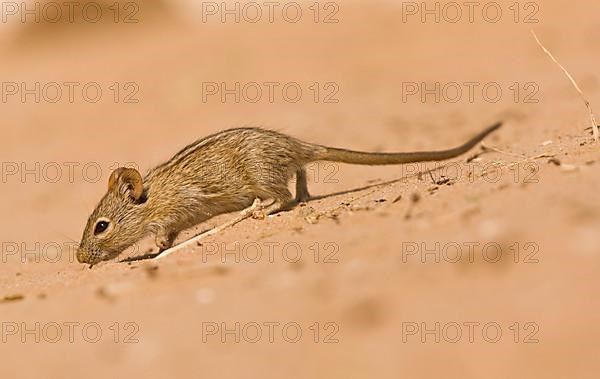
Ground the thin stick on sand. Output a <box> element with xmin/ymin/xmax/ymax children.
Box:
<box><xmin>531</xmin><ymin>30</ymin><xmax>599</xmax><ymax>142</ymax></box>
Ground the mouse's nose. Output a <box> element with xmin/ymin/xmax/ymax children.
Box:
<box><xmin>76</xmin><ymin>249</ymin><xmax>89</xmax><ymax>264</ymax></box>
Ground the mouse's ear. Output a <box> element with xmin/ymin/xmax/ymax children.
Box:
<box><xmin>108</xmin><ymin>167</ymin><xmax>144</xmax><ymax>201</ymax></box>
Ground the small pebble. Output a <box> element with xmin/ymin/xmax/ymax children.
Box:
<box><xmin>196</xmin><ymin>288</ymin><xmax>215</xmax><ymax>305</ymax></box>
<box><xmin>410</xmin><ymin>193</ymin><xmax>421</xmax><ymax>203</ymax></box>
<box><xmin>560</xmin><ymin>164</ymin><xmax>579</xmax><ymax>173</ymax></box>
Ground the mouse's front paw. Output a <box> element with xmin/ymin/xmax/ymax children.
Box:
<box><xmin>155</xmin><ymin>229</ymin><xmax>176</xmax><ymax>250</ymax></box>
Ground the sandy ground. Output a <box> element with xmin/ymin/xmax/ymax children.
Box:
<box><xmin>0</xmin><ymin>0</ymin><xmax>599</xmax><ymax>377</ymax></box>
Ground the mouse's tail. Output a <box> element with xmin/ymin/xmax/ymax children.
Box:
<box><xmin>311</xmin><ymin>122</ymin><xmax>502</xmax><ymax>165</ymax></box>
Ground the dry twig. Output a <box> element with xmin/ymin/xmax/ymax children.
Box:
<box><xmin>531</xmin><ymin>30</ymin><xmax>599</xmax><ymax>141</ymax></box>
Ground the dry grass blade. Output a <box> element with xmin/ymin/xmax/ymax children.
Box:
<box><xmin>531</xmin><ymin>30</ymin><xmax>599</xmax><ymax>142</ymax></box>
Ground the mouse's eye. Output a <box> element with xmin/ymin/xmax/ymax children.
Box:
<box><xmin>94</xmin><ymin>221</ymin><xmax>110</xmax><ymax>235</ymax></box>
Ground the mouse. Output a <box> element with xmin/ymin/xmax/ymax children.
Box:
<box><xmin>77</xmin><ymin>122</ymin><xmax>502</xmax><ymax>266</ymax></box>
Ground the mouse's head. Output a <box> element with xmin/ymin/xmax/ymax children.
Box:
<box><xmin>77</xmin><ymin>167</ymin><xmax>148</xmax><ymax>266</ymax></box>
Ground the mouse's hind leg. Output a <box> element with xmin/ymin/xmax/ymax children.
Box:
<box><xmin>253</xmin><ymin>188</ymin><xmax>293</xmax><ymax>217</ymax></box>
<box><xmin>295</xmin><ymin>168</ymin><xmax>311</xmax><ymax>203</ymax></box>
<box><xmin>252</xmin><ymin>169</ymin><xmax>295</xmax><ymax>215</ymax></box>
<box><xmin>256</xmin><ymin>169</ymin><xmax>311</xmax><ymax>214</ymax></box>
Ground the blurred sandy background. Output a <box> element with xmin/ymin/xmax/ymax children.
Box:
<box><xmin>0</xmin><ymin>0</ymin><xmax>599</xmax><ymax>378</ymax></box>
